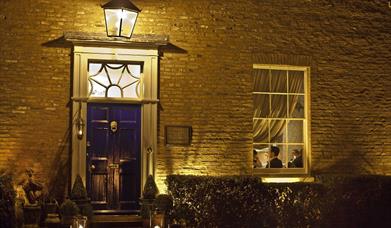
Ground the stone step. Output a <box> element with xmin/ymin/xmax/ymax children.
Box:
<box><xmin>92</xmin><ymin>215</ymin><xmax>143</xmax><ymax>228</ymax></box>
<box><xmin>45</xmin><ymin>214</ymin><xmax>144</xmax><ymax>228</ymax></box>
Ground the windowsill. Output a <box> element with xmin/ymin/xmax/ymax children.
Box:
<box><xmin>261</xmin><ymin>176</ymin><xmax>315</xmax><ymax>183</ymax></box>
<box><xmin>253</xmin><ymin>168</ymin><xmax>314</xmax><ymax>183</ymax></box>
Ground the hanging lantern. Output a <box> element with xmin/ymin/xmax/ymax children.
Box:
<box><xmin>102</xmin><ymin>0</ymin><xmax>141</xmax><ymax>38</ymax></box>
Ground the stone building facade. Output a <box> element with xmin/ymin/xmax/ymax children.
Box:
<box><xmin>0</xmin><ymin>0</ymin><xmax>390</xmax><ymax>196</ymax></box>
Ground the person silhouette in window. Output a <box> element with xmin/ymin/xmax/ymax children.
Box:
<box><xmin>267</xmin><ymin>146</ymin><xmax>283</xmax><ymax>168</ymax></box>
<box><xmin>288</xmin><ymin>149</ymin><xmax>303</xmax><ymax>168</ymax></box>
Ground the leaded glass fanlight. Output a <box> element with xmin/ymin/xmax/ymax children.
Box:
<box><xmin>88</xmin><ymin>62</ymin><xmax>143</xmax><ymax>99</ymax></box>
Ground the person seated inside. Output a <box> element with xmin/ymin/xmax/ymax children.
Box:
<box><xmin>253</xmin><ymin>150</ymin><xmax>262</xmax><ymax>168</ymax></box>
<box><xmin>288</xmin><ymin>149</ymin><xmax>303</xmax><ymax>168</ymax></box>
<box><xmin>267</xmin><ymin>146</ymin><xmax>283</xmax><ymax>168</ymax></box>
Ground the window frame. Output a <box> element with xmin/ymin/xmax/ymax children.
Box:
<box><xmin>252</xmin><ymin>64</ymin><xmax>311</xmax><ymax>176</ymax></box>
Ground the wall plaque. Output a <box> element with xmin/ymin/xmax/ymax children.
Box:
<box><xmin>165</xmin><ymin>125</ymin><xmax>192</xmax><ymax>146</ymax></box>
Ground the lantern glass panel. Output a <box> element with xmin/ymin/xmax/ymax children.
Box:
<box><xmin>120</xmin><ymin>9</ymin><xmax>138</xmax><ymax>37</ymax></box>
<box><xmin>104</xmin><ymin>9</ymin><xmax>122</xmax><ymax>36</ymax></box>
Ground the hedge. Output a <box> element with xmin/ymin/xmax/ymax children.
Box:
<box><xmin>167</xmin><ymin>175</ymin><xmax>391</xmax><ymax>228</ymax></box>
<box><xmin>0</xmin><ymin>172</ymin><xmax>16</xmax><ymax>228</ymax></box>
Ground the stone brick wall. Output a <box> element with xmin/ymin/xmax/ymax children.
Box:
<box><xmin>0</xmin><ymin>0</ymin><xmax>390</xmax><ymax>193</ymax></box>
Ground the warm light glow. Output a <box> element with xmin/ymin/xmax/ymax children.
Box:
<box><xmin>105</xmin><ymin>9</ymin><xmax>122</xmax><ymax>36</ymax></box>
<box><xmin>262</xmin><ymin>177</ymin><xmax>314</xmax><ymax>183</ymax></box>
<box><xmin>102</xmin><ymin>0</ymin><xmax>140</xmax><ymax>38</ymax></box>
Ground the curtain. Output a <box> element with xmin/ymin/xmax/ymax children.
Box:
<box><xmin>253</xmin><ymin>69</ymin><xmax>303</xmax><ymax>143</ymax></box>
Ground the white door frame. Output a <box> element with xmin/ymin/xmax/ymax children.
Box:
<box><xmin>70</xmin><ymin>45</ymin><xmax>158</xmax><ymax>193</ymax></box>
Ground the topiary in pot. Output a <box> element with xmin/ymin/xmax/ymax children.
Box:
<box><xmin>142</xmin><ymin>175</ymin><xmax>159</xmax><ymax>200</ymax></box>
<box><xmin>140</xmin><ymin>175</ymin><xmax>159</xmax><ymax>227</ymax></box>
<box><xmin>70</xmin><ymin>175</ymin><xmax>88</xmax><ymax>200</ymax></box>
<box><xmin>155</xmin><ymin>194</ymin><xmax>173</xmax><ymax>213</ymax></box>
<box><xmin>70</xmin><ymin>175</ymin><xmax>93</xmax><ymax>220</ymax></box>
<box><xmin>59</xmin><ymin>199</ymin><xmax>79</xmax><ymax>225</ymax></box>
<box><xmin>154</xmin><ymin>194</ymin><xmax>174</xmax><ymax>228</ymax></box>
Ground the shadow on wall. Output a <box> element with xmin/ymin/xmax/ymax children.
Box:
<box><xmin>313</xmin><ymin>108</ymin><xmax>387</xmax><ymax>175</ymax></box>
<box><xmin>160</xmin><ymin>98</ymin><xmax>253</xmax><ymax>177</ymax></box>
<box><xmin>4</xmin><ymin>122</ymin><xmax>72</xmax><ymax>202</ymax></box>
<box><xmin>46</xmin><ymin>126</ymin><xmax>72</xmax><ymax>201</ymax></box>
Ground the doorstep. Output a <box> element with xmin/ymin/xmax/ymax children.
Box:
<box><xmin>92</xmin><ymin>214</ymin><xmax>143</xmax><ymax>228</ymax></box>
<box><xmin>45</xmin><ymin>214</ymin><xmax>143</xmax><ymax>228</ymax></box>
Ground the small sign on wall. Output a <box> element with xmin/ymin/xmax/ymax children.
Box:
<box><xmin>165</xmin><ymin>125</ymin><xmax>192</xmax><ymax>146</ymax></box>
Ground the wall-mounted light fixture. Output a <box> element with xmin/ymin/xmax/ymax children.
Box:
<box><xmin>77</xmin><ymin>117</ymin><xmax>85</xmax><ymax>140</ymax></box>
<box><xmin>76</xmin><ymin>102</ymin><xmax>85</xmax><ymax>140</ymax></box>
<box><xmin>102</xmin><ymin>0</ymin><xmax>141</xmax><ymax>38</ymax></box>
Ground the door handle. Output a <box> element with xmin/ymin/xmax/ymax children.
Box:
<box><xmin>110</xmin><ymin>121</ymin><xmax>118</xmax><ymax>133</ymax></box>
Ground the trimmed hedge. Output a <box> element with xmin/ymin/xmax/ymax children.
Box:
<box><xmin>0</xmin><ymin>173</ymin><xmax>16</xmax><ymax>228</ymax></box>
<box><xmin>167</xmin><ymin>175</ymin><xmax>391</xmax><ymax>228</ymax></box>
<box><xmin>318</xmin><ymin>175</ymin><xmax>391</xmax><ymax>227</ymax></box>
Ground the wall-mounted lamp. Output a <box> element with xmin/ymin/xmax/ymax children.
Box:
<box><xmin>76</xmin><ymin>102</ymin><xmax>85</xmax><ymax>140</ymax></box>
<box><xmin>77</xmin><ymin>117</ymin><xmax>85</xmax><ymax>140</ymax></box>
<box><xmin>102</xmin><ymin>0</ymin><xmax>141</xmax><ymax>38</ymax></box>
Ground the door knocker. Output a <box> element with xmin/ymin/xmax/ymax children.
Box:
<box><xmin>110</xmin><ymin>121</ymin><xmax>118</xmax><ymax>133</ymax></box>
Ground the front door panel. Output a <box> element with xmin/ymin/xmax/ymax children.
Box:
<box><xmin>87</xmin><ymin>103</ymin><xmax>141</xmax><ymax>212</ymax></box>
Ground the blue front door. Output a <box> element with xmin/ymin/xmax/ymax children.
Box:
<box><xmin>87</xmin><ymin>103</ymin><xmax>141</xmax><ymax>212</ymax></box>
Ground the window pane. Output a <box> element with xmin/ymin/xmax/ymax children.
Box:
<box><xmin>120</xmin><ymin>10</ymin><xmax>138</xmax><ymax>37</ymax></box>
<box><xmin>289</xmin><ymin>70</ymin><xmax>304</xmax><ymax>93</ymax></box>
<box><xmin>289</xmin><ymin>95</ymin><xmax>305</xmax><ymax>118</ymax></box>
<box><xmin>128</xmin><ymin>65</ymin><xmax>142</xmax><ymax>78</ymax></box>
<box><xmin>106</xmin><ymin>64</ymin><xmax>123</xmax><ymax>85</ymax></box>
<box><xmin>107</xmin><ymin>85</ymin><xmax>122</xmax><ymax>98</ymax></box>
<box><xmin>288</xmin><ymin>120</ymin><xmax>303</xmax><ymax>143</ymax></box>
<box><xmin>271</xmin><ymin>70</ymin><xmax>287</xmax><ymax>93</ymax></box>
<box><xmin>88</xmin><ymin>62</ymin><xmax>142</xmax><ymax>99</ymax></box>
<box><xmin>288</xmin><ymin>145</ymin><xmax>304</xmax><ymax>168</ymax></box>
<box><xmin>253</xmin><ymin>69</ymin><xmax>269</xmax><ymax>92</ymax></box>
<box><xmin>253</xmin><ymin>94</ymin><xmax>269</xmax><ymax>118</ymax></box>
<box><xmin>270</xmin><ymin>120</ymin><xmax>286</xmax><ymax>143</ymax></box>
<box><xmin>253</xmin><ymin>119</ymin><xmax>268</xmax><ymax>143</ymax></box>
<box><xmin>88</xmin><ymin>69</ymin><xmax>110</xmax><ymax>88</ymax></box>
<box><xmin>104</xmin><ymin>9</ymin><xmax>121</xmax><ymax>36</ymax></box>
<box><xmin>89</xmin><ymin>81</ymin><xmax>106</xmax><ymax>97</ymax></box>
<box><xmin>270</xmin><ymin>95</ymin><xmax>287</xmax><ymax>118</ymax></box>
<box><xmin>89</xmin><ymin>63</ymin><xmax>103</xmax><ymax>76</ymax></box>
<box><xmin>123</xmin><ymin>83</ymin><xmax>140</xmax><ymax>98</ymax></box>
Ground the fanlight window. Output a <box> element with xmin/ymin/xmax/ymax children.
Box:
<box><xmin>88</xmin><ymin>62</ymin><xmax>143</xmax><ymax>99</ymax></box>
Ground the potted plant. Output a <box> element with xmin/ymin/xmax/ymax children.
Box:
<box><xmin>70</xmin><ymin>175</ymin><xmax>93</xmax><ymax>220</ymax></box>
<box><xmin>140</xmin><ymin>175</ymin><xmax>159</xmax><ymax>227</ymax></box>
<box><xmin>153</xmin><ymin>194</ymin><xmax>173</xmax><ymax>228</ymax></box>
<box><xmin>154</xmin><ymin>194</ymin><xmax>173</xmax><ymax>213</ymax></box>
<box><xmin>70</xmin><ymin>175</ymin><xmax>88</xmax><ymax>201</ymax></box>
<box><xmin>59</xmin><ymin>199</ymin><xmax>79</xmax><ymax>225</ymax></box>
<box><xmin>142</xmin><ymin>175</ymin><xmax>159</xmax><ymax>200</ymax></box>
